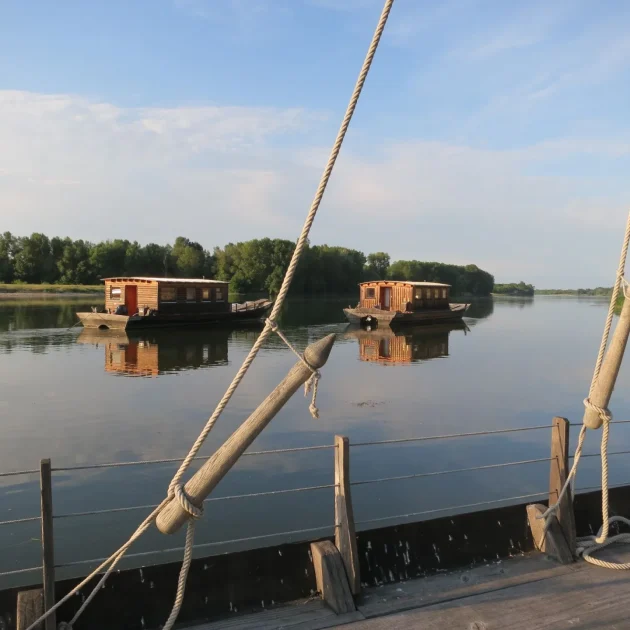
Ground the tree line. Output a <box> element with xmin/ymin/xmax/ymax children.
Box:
<box><xmin>0</xmin><ymin>232</ymin><xmax>495</xmax><ymax>296</ymax></box>
<box><xmin>534</xmin><ymin>287</ymin><xmax>613</xmax><ymax>296</ymax></box>
<box><xmin>492</xmin><ymin>282</ymin><xmax>535</xmax><ymax>296</ymax></box>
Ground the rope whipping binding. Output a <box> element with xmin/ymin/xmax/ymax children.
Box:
<box><xmin>26</xmin><ymin>2</ymin><xmax>396</xmax><ymax>629</ymax></box>
<box><xmin>540</xmin><ymin>210</ymin><xmax>630</xmax><ymax>570</ymax></box>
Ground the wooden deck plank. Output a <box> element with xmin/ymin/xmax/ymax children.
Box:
<box><xmin>187</xmin><ymin>549</ymin><xmax>630</xmax><ymax>630</ymax></box>
<box><xmin>357</xmin><ymin>552</ymin><xmax>576</xmax><ymax>618</ymax></box>
<box><xmin>349</xmin><ymin>548</ymin><xmax>630</xmax><ymax>629</ymax></box>
<box><xmin>189</xmin><ymin>599</ymin><xmax>364</xmax><ymax>629</ymax></box>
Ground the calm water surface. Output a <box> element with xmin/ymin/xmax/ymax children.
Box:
<box><xmin>2</xmin><ymin>295</ymin><xmax>630</xmax><ymax>588</ymax></box>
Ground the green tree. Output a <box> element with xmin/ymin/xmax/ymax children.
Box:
<box><xmin>0</xmin><ymin>232</ymin><xmax>18</xmax><ymax>282</ymax></box>
<box><xmin>56</xmin><ymin>238</ymin><xmax>95</xmax><ymax>284</ymax></box>
<box><xmin>366</xmin><ymin>252</ymin><xmax>390</xmax><ymax>280</ymax></box>
<box><xmin>13</xmin><ymin>233</ymin><xmax>55</xmax><ymax>283</ymax></box>
<box><xmin>89</xmin><ymin>239</ymin><xmax>130</xmax><ymax>279</ymax></box>
<box><xmin>170</xmin><ymin>236</ymin><xmax>205</xmax><ymax>277</ymax></box>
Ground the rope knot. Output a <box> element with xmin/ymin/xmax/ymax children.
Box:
<box><xmin>583</xmin><ymin>397</ymin><xmax>613</xmax><ymax>423</ymax></box>
<box><xmin>266</xmin><ymin>318</ymin><xmax>279</xmax><ymax>332</ymax></box>
<box><xmin>58</xmin><ymin>623</ymin><xmax>73</xmax><ymax>630</ymax></box>
<box><xmin>173</xmin><ymin>483</ymin><xmax>203</xmax><ymax>519</ymax></box>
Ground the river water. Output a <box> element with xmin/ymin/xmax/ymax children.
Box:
<box><xmin>1</xmin><ymin>295</ymin><xmax>630</xmax><ymax>588</ymax></box>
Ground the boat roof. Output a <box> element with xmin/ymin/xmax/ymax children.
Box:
<box><xmin>359</xmin><ymin>281</ymin><xmax>451</xmax><ymax>288</ymax></box>
<box><xmin>103</xmin><ymin>277</ymin><xmax>228</xmax><ymax>285</ymax></box>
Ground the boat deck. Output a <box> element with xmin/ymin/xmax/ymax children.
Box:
<box><xmin>189</xmin><ymin>548</ymin><xmax>630</xmax><ymax>629</ymax></box>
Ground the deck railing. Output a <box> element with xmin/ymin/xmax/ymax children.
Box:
<box><xmin>2</xmin><ymin>418</ymin><xmax>630</xmax><ymax>623</ymax></box>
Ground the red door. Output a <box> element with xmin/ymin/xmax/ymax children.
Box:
<box><xmin>380</xmin><ymin>287</ymin><xmax>391</xmax><ymax>311</ymax></box>
<box><xmin>125</xmin><ymin>285</ymin><xmax>138</xmax><ymax>315</ymax></box>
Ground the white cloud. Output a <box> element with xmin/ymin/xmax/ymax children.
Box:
<box><xmin>0</xmin><ymin>90</ymin><xmax>323</xmax><ymax>242</ymax></box>
<box><xmin>1</xmin><ymin>90</ymin><xmax>629</xmax><ymax>287</ymax></box>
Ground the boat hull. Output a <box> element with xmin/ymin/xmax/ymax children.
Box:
<box><xmin>77</xmin><ymin>300</ymin><xmax>273</xmax><ymax>330</ymax></box>
<box><xmin>343</xmin><ymin>303</ymin><xmax>469</xmax><ymax>327</ymax></box>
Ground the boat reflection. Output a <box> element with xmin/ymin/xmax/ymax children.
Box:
<box><xmin>344</xmin><ymin>322</ymin><xmax>468</xmax><ymax>366</ymax></box>
<box><xmin>77</xmin><ymin>327</ymin><xmax>232</xmax><ymax>376</ymax></box>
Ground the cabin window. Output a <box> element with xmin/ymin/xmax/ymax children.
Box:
<box><xmin>202</xmin><ymin>288</ymin><xmax>211</xmax><ymax>301</ymax></box>
<box><xmin>215</xmin><ymin>287</ymin><xmax>225</xmax><ymax>302</ymax></box>
<box><xmin>365</xmin><ymin>288</ymin><xmax>376</xmax><ymax>299</ymax></box>
<box><xmin>186</xmin><ymin>287</ymin><xmax>196</xmax><ymax>301</ymax></box>
<box><xmin>160</xmin><ymin>287</ymin><xmax>176</xmax><ymax>302</ymax></box>
<box><xmin>414</xmin><ymin>292</ymin><xmax>421</xmax><ymax>299</ymax></box>
<box><xmin>110</xmin><ymin>287</ymin><xmax>122</xmax><ymax>301</ymax></box>
<box><xmin>434</xmin><ymin>289</ymin><xmax>440</xmax><ymax>298</ymax></box>
<box><xmin>442</xmin><ymin>289</ymin><xmax>447</xmax><ymax>299</ymax></box>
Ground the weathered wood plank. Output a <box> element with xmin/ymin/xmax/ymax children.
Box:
<box><xmin>16</xmin><ymin>589</ymin><xmax>44</xmax><ymax>630</ymax></box>
<box><xmin>549</xmin><ymin>416</ymin><xmax>576</xmax><ymax>555</ymax></box>
<box><xmin>527</xmin><ymin>503</ymin><xmax>573</xmax><ymax>564</ymax></box>
<box><xmin>335</xmin><ymin>435</ymin><xmax>360</xmax><ymax>595</ymax></box>
<box><xmin>348</xmin><ymin>553</ymin><xmax>630</xmax><ymax>629</ymax></box>
<box><xmin>193</xmin><ymin>598</ymin><xmax>364</xmax><ymax>630</ymax></box>
<box><xmin>40</xmin><ymin>458</ymin><xmax>56</xmax><ymax>630</ymax></box>
<box><xmin>311</xmin><ymin>541</ymin><xmax>356</xmax><ymax>615</ymax></box>
<box><xmin>358</xmin><ymin>552</ymin><xmax>575</xmax><ymax>619</ymax></box>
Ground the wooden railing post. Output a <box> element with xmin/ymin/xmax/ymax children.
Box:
<box><xmin>549</xmin><ymin>417</ymin><xmax>576</xmax><ymax>555</ymax></box>
<box><xmin>40</xmin><ymin>459</ymin><xmax>56</xmax><ymax>630</ymax></box>
<box><xmin>334</xmin><ymin>435</ymin><xmax>360</xmax><ymax>595</ymax></box>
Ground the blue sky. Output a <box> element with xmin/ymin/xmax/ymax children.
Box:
<box><xmin>1</xmin><ymin>0</ymin><xmax>630</xmax><ymax>287</ymax></box>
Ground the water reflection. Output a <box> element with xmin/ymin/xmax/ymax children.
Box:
<box><xmin>76</xmin><ymin>327</ymin><xmax>235</xmax><ymax>376</ymax></box>
<box><xmin>344</xmin><ymin>322</ymin><xmax>468</xmax><ymax>365</ymax></box>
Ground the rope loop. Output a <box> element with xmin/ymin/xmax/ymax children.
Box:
<box><xmin>305</xmin><ymin>371</ymin><xmax>321</xmax><ymax>419</ymax></box>
<box><xmin>58</xmin><ymin>623</ymin><xmax>73</xmax><ymax>630</ymax></box>
<box><xmin>265</xmin><ymin>317</ymin><xmax>279</xmax><ymax>333</ymax></box>
<box><xmin>173</xmin><ymin>484</ymin><xmax>204</xmax><ymax>519</ymax></box>
<box><xmin>583</xmin><ymin>397</ymin><xmax>613</xmax><ymax>423</ymax></box>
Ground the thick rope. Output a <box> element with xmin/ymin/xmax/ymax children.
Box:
<box><xmin>540</xmin><ymin>210</ymin><xmax>630</xmax><ymax>569</ymax></box>
<box><xmin>267</xmin><ymin>318</ymin><xmax>321</xmax><ymax>418</ymax></box>
<box><xmin>26</xmin><ymin>3</ymin><xmax>396</xmax><ymax>629</ymax></box>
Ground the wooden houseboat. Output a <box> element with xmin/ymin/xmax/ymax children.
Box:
<box><xmin>343</xmin><ymin>281</ymin><xmax>469</xmax><ymax>327</ymax></box>
<box><xmin>76</xmin><ymin>277</ymin><xmax>272</xmax><ymax>330</ymax></box>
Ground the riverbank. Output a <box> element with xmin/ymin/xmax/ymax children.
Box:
<box><xmin>0</xmin><ymin>283</ymin><xmax>101</xmax><ymax>296</ymax></box>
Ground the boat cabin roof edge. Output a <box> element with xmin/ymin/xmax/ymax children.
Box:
<box><xmin>103</xmin><ymin>277</ymin><xmax>228</xmax><ymax>285</ymax></box>
<box><xmin>359</xmin><ymin>280</ymin><xmax>451</xmax><ymax>288</ymax></box>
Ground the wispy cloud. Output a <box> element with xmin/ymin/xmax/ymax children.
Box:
<box><xmin>1</xmin><ymin>89</ymin><xmax>628</xmax><ymax>287</ymax></box>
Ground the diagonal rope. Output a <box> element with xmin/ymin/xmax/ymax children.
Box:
<box><xmin>27</xmin><ymin>2</ymin><xmax>396</xmax><ymax>629</ymax></box>
<box><xmin>539</xmin><ymin>210</ymin><xmax>630</xmax><ymax>569</ymax></box>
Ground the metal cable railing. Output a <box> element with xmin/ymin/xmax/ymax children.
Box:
<box><xmin>3</xmin><ymin>420</ymin><xmax>630</xmax><ymax>583</ymax></box>
<box><xmin>51</xmin><ymin>444</ymin><xmax>335</xmax><ymax>473</ymax></box>
<box><xmin>350</xmin><ymin>457</ymin><xmax>553</xmax><ymax>487</ymax></box>
<box><xmin>354</xmin><ymin>490</ymin><xmax>550</xmax><ymax>528</ymax></box>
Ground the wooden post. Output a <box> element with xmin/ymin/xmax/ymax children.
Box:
<box><xmin>526</xmin><ymin>504</ymin><xmax>573</xmax><ymax>564</ymax></box>
<box><xmin>549</xmin><ymin>417</ymin><xmax>576</xmax><ymax>556</ymax></box>
<box><xmin>310</xmin><ymin>541</ymin><xmax>356</xmax><ymax>614</ymax></box>
<box><xmin>40</xmin><ymin>459</ymin><xmax>56</xmax><ymax>630</ymax></box>
<box><xmin>334</xmin><ymin>436</ymin><xmax>360</xmax><ymax>595</ymax></box>
<box><xmin>583</xmin><ymin>295</ymin><xmax>630</xmax><ymax>429</ymax></box>
<box><xmin>156</xmin><ymin>333</ymin><xmax>336</xmax><ymax>535</ymax></box>
<box><xmin>16</xmin><ymin>590</ymin><xmax>44</xmax><ymax>630</ymax></box>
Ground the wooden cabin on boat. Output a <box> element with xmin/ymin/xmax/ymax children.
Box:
<box><xmin>343</xmin><ymin>281</ymin><xmax>469</xmax><ymax>327</ymax></box>
<box><xmin>104</xmin><ymin>277</ymin><xmax>230</xmax><ymax>317</ymax></box>
<box><xmin>358</xmin><ymin>281</ymin><xmax>451</xmax><ymax>312</ymax></box>
<box><xmin>77</xmin><ymin>277</ymin><xmax>273</xmax><ymax>330</ymax></box>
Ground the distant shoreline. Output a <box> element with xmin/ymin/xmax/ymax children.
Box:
<box><xmin>0</xmin><ymin>291</ymin><xmax>102</xmax><ymax>298</ymax></box>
